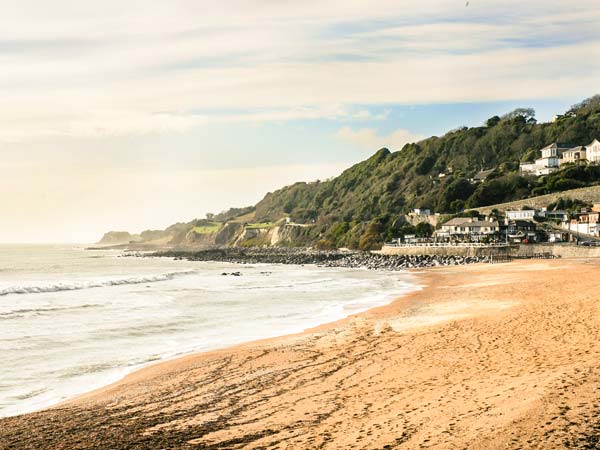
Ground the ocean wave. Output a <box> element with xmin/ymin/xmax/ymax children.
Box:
<box><xmin>0</xmin><ymin>270</ymin><xmax>196</xmax><ymax>297</ymax></box>
<box><xmin>0</xmin><ymin>304</ymin><xmax>100</xmax><ymax>319</ymax></box>
<box><xmin>57</xmin><ymin>362</ymin><xmax>120</xmax><ymax>379</ymax></box>
<box><xmin>238</xmin><ymin>278</ymin><xmax>336</xmax><ymax>290</ymax></box>
<box><xmin>10</xmin><ymin>387</ymin><xmax>49</xmax><ymax>401</ymax></box>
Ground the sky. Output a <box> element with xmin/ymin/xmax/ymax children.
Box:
<box><xmin>1</xmin><ymin>0</ymin><xmax>599</xmax><ymax>243</ymax></box>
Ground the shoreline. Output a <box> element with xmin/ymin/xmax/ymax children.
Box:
<box><xmin>48</xmin><ymin>267</ymin><xmax>429</xmax><ymax>412</ymax></box>
<box><xmin>2</xmin><ymin>263</ymin><xmax>423</xmax><ymax>420</ymax></box>
<box><xmin>58</xmin><ymin>268</ymin><xmax>425</xmax><ymax>409</ymax></box>
<box><xmin>2</xmin><ymin>259</ymin><xmax>599</xmax><ymax>449</ymax></box>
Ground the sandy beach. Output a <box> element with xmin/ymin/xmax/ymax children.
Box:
<box><xmin>1</xmin><ymin>259</ymin><xmax>599</xmax><ymax>449</ymax></box>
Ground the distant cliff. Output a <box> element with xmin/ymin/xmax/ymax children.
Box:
<box><xmin>97</xmin><ymin>231</ymin><xmax>142</xmax><ymax>245</ymax></box>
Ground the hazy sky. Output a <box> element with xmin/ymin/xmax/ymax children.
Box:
<box><xmin>1</xmin><ymin>0</ymin><xmax>599</xmax><ymax>243</ymax></box>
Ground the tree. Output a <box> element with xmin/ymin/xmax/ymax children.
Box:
<box><xmin>283</xmin><ymin>201</ymin><xmax>293</xmax><ymax>214</ymax></box>
<box><xmin>501</xmin><ymin>107</ymin><xmax>536</xmax><ymax>122</ymax></box>
<box><xmin>436</xmin><ymin>178</ymin><xmax>475</xmax><ymax>212</ymax></box>
<box><xmin>358</xmin><ymin>219</ymin><xmax>385</xmax><ymax>250</ymax></box>
<box><xmin>521</xmin><ymin>148</ymin><xmax>539</xmax><ymax>163</ymax></box>
<box><xmin>449</xmin><ymin>199</ymin><xmax>465</xmax><ymax>213</ymax></box>
<box><xmin>489</xmin><ymin>208</ymin><xmax>503</xmax><ymax>221</ymax></box>
<box><xmin>415</xmin><ymin>222</ymin><xmax>434</xmax><ymax>237</ymax></box>
<box><xmin>415</xmin><ymin>155</ymin><xmax>435</xmax><ymax>175</ymax></box>
<box><xmin>568</xmin><ymin>95</ymin><xmax>600</xmax><ymax>115</ymax></box>
<box><xmin>291</xmin><ymin>208</ymin><xmax>318</xmax><ymax>223</ymax></box>
<box><xmin>486</xmin><ymin>116</ymin><xmax>501</xmax><ymax>127</ymax></box>
<box><xmin>399</xmin><ymin>223</ymin><xmax>416</xmax><ymax>236</ymax></box>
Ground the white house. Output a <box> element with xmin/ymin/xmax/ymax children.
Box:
<box><xmin>521</xmin><ymin>159</ymin><xmax>557</xmax><ymax>176</ymax></box>
<box><xmin>561</xmin><ymin>212</ymin><xmax>600</xmax><ymax>237</ymax></box>
<box><xmin>411</xmin><ymin>208</ymin><xmax>431</xmax><ymax>216</ymax></box>
<box><xmin>520</xmin><ymin>142</ymin><xmax>571</xmax><ymax>175</ymax></box>
<box><xmin>540</xmin><ymin>142</ymin><xmax>570</xmax><ymax>159</ymax></box>
<box><xmin>436</xmin><ymin>217</ymin><xmax>499</xmax><ymax>239</ymax></box>
<box><xmin>586</xmin><ymin>139</ymin><xmax>600</xmax><ymax>162</ymax></box>
<box><xmin>506</xmin><ymin>210</ymin><xmax>536</xmax><ymax>220</ymax></box>
<box><xmin>560</xmin><ymin>146</ymin><xmax>587</xmax><ymax>165</ymax></box>
<box><xmin>537</xmin><ymin>143</ymin><xmax>570</xmax><ymax>172</ymax></box>
<box><xmin>548</xmin><ymin>232</ymin><xmax>564</xmax><ymax>243</ymax></box>
<box><xmin>539</xmin><ymin>208</ymin><xmax>568</xmax><ymax>222</ymax></box>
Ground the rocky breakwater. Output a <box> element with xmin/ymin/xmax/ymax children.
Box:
<box><xmin>320</xmin><ymin>253</ymin><xmax>491</xmax><ymax>269</ymax></box>
<box><xmin>154</xmin><ymin>248</ymin><xmax>491</xmax><ymax>270</ymax></box>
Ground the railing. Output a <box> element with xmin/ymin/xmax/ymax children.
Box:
<box><xmin>490</xmin><ymin>254</ymin><xmax>513</xmax><ymax>263</ymax></box>
<box><xmin>383</xmin><ymin>242</ymin><xmax>511</xmax><ymax>248</ymax></box>
<box><xmin>513</xmin><ymin>252</ymin><xmax>558</xmax><ymax>260</ymax></box>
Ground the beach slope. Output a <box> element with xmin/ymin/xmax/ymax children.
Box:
<box><xmin>1</xmin><ymin>260</ymin><xmax>599</xmax><ymax>449</ymax></box>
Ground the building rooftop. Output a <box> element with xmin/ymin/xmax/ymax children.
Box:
<box><xmin>509</xmin><ymin>219</ymin><xmax>536</xmax><ymax>227</ymax></box>
<box><xmin>473</xmin><ymin>168</ymin><xmax>495</xmax><ymax>181</ymax></box>
<box><xmin>443</xmin><ymin>218</ymin><xmax>499</xmax><ymax>227</ymax></box>
<box><xmin>540</xmin><ymin>142</ymin><xmax>572</xmax><ymax>151</ymax></box>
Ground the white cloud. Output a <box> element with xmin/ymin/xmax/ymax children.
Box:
<box><xmin>336</xmin><ymin>126</ymin><xmax>424</xmax><ymax>151</ymax></box>
<box><xmin>352</xmin><ymin>109</ymin><xmax>390</xmax><ymax>120</ymax></box>
<box><xmin>0</xmin><ymin>1</ymin><xmax>599</xmax><ymax>141</ymax></box>
<box><xmin>2</xmin><ymin>0</ymin><xmax>600</xmax><ymax>242</ymax></box>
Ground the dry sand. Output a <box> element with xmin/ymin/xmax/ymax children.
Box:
<box><xmin>1</xmin><ymin>259</ymin><xmax>599</xmax><ymax>449</ymax></box>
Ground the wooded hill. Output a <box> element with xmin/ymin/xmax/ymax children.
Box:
<box><xmin>250</xmin><ymin>96</ymin><xmax>600</xmax><ymax>249</ymax></box>
<box><xmin>101</xmin><ymin>96</ymin><xmax>600</xmax><ymax>250</ymax></box>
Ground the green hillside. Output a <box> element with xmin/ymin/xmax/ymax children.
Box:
<box><xmin>104</xmin><ymin>96</ymin><xmax>600</xmax><ymax>251</ymax></box>
<box><xmin>252</xmin><ymin>96</ymin><xmax>600</xmax><ymax>249</ymax></box>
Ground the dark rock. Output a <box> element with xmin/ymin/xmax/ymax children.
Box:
<box><xmin>149</xmin><ymin>247</ymin><xmax>492</xmax><ymax>270</ymax></box>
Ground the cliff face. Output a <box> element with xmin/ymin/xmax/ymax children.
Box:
<box><xmin>214</xmin><ymin>223</ymin><xmax>245</xmax><ymax>246</ymax></box>
<box><xmin>268</xmin><ymin>224</ymin><xmax>318</xmax><ymax>247</ymax></box>
<box><xmin>182</xmin><ymin>223</ymin><xmax>279</xmax><ymax>248</ymax></box>
<box><xmin>161</xmin><ymin>221</ymin><xmax>318</xmax><ymax>250</ymax></box>
<box><xmin>96</xmin><ymin>217</ymin><xmax>330</xmax><ymax>250</ymax></box>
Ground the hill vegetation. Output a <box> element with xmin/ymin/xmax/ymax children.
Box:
<box><xmin>250</xmin><ymin>96</ymin><xmax>600</xmax><ymax>249</ymax></box>
<box><xmin>101</xmin><ymin>96</ymin><xmax>600</xmax><ymax>250</ymax></box>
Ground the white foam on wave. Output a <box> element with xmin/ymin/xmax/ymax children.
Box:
<box><xmin>0</xmin><ymin>270</ymin><xmax>196</xmax><ymax>297</ymax></box>
<box><xmin>0</xmin><ymin>303</ymin><xmax>100</xmax><ymax>319</ymax></box>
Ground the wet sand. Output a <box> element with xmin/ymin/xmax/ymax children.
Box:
<box><xmin>1</xmin><ymin>259</ymin><xmax>599</xmax><ymax>449</ymax></box>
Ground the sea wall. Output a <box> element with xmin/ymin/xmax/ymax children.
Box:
<box><xmin>380</xmin><ymin>243</ymin><xmax>600</xmax><ymax>259</ymax></box>
<box><xmin>510</xmin><ymin>243</ymin><xmax>600</xmax><ymax>258</ymax></box>
<box><xmin>379</xmin><ymin>245</ymin><xmax>510</xmax><ymax>258</ymax></box>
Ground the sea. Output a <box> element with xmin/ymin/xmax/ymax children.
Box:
<box><xmin>0</xmin><ymin>244</ymin><xmax>418</xmax><ymax>418</ymax></box>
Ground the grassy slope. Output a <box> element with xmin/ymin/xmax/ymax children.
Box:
<box><xmin>192</xmin><ymin>222</ymin><xmax>221</xmax><ymax>234</ymax></box>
